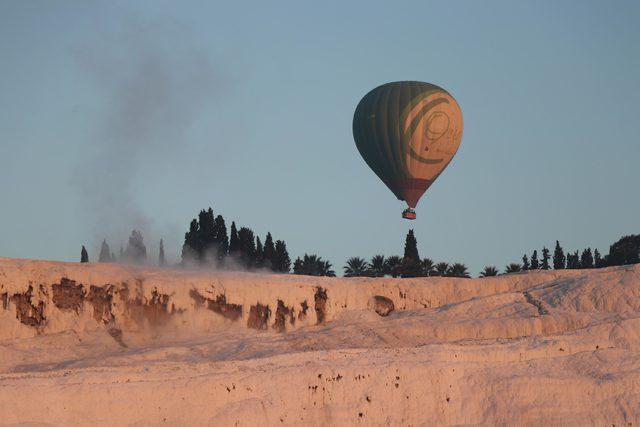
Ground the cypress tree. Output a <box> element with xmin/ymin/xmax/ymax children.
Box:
<box><xmin>580</xmin><ymin>248</ymin><xmax>594</xmax><ymax>269</ymax></box>
<box><xmin>81</xmin><ymin>245</ymin><xmax>89</xmax><ymax>263</ymax></box>
<box><xmin>292</xmin><ymin>257</ymin><xmax>303</xmax><ymax>275</ymax></box>
<box><xmin>594</xmin><ymin>249</ymin><xmax>605</xmax><ymax>268</ymax></box>
<box><xmin>237</xmin><ymin>227</ymin><xmax>256</xmax><ymax>268</ymax></box>
<box><xmin>255</xmin><ymin>236</ymin><xmax>264</xmax><ymax>268</ymax></box>
<box><xmin>401</xmin><ymin>258</ymin><xmax>422</xmax><ymax>277</ymax></box>
<box><xmin>403</xmin><ymin>229</ymin><xmax>419</xmax><ymax>261</ymax></box>
<box><xmin>541</xmin><ymin>247</ymin><xmax>551</xmax><ymax>270</ymax></box>
<box><xmin>567</xmin><ymin>250</ymin><xmax>580</xmax><ymax>269</ymax></box>
<box><xmin>159</xmin><ymin>238</ymin><xmax>166</xmax><ymax>266</ymax></box>
<box><xmin>530</xmin><ymin>250</ymin><xmax>539</xmax><ymax>270</ymax></box>
<box><xmin>229</xmin><ymin>222</ymin><xmax>240</xmax><ymax>255</ymax></box>
<box><xmin>263</xmin><ymin>232</ymin><xmax>275</xmax><ymax>269</ymax></box>
<box><xmin>202</xmin><ymin>208</ymin><xmax>217</xmax><ymax>261</ymax></box>
<box><xmin>273</xmin><ymin>240</ymin><xmax>291</xmax><ymax>273</ymax></box>
<box><xmin>125</xmin><ymin>230</ymin><xmax>147</xmax><ymax>264</ymax></box>
<box><xmin>402</xmin><ymin>229</ymin><xmax>421</xmax><ymax>278</ymax></box>
<box><xmin>553</xmin><ymin>241</ymin><xmax>565</xmax><ymax>270</ymax></box>
<box><xmin>522</xmin><ymin>254</ymin><xmax>530</xmax><ymax>271</ymax></box>
<box><xmin>213</xmin><ymin>215</ymin><xmax>229</xmax><ymax>260</ymax></box>
<box><xmin>182</xmin><ymin>219</ymin><xmax>200</xmax><ymax>264</ymax></box>
<box><xmin>99</xmin><ymin>239</ymin><xmax>111</xmax><ymax>263</ymax></box>
<box><xmin>111</xmin><ymin>251</ymin><xmax>116</xmax><ymax>262</ymax></box>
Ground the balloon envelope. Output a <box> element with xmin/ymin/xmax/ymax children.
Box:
<box><xmin>352</xmin><ymin>81</ymin><xmax>463</xmax><ymax>208</ymax></box>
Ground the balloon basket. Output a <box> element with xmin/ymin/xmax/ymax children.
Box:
<box><xmin>402</xmin><ymin>208</ymin><xmax>416</xmax><ymax>220</ymax></box>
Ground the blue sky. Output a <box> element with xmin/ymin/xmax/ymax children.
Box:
<box><xmin>0</xmin><ymin>0</ymin><xmax>638</xmax><ymax>275</ymax></box>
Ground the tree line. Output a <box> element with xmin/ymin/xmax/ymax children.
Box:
<box><xmin>79</xmin><ymin>213</ymin><xmax>639</xmax><ymax>279</ymax></box>
<box><xmin>290</xmin><ymin>230</ymin><xmax>469</xmax><ymax>278</ymax></box>
<box><xmin>81</xmin><ymin>207</ymin><xmax>292</xmax><ymax>273</ymax></box>
<box><xmin>81</xmin><ymin>229</ymin><xmax>153</xmax><ymax>265</ymax></box>
<box><xmin>494</xmin><ymin>236</ymin><xmax>639</xmax><ymax>276</ymax></box>
<box><xmin>341</xmin><ymin>229</ymin><xmax>471</xmax><ymax>278</ymax></box>
<box><xmin>180</xmin><ymin>207</ymin><xmax>291</xmax><ymax>272</ymax></box>
<box><xmin>338</xmin><ymin>232</ymin><xmax>640</xmax><ymax>279</ymax></box>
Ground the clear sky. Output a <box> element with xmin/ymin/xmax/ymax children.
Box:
<box><xmin>1</xmin><ymin>0</ymin><xmax>638</xmax><ymax>275</ymax></box>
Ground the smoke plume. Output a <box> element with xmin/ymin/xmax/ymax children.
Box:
<box><xmin>73</xmin><ymin>18</ymin><xmax>223</xmax><ymax>262</ymax></box>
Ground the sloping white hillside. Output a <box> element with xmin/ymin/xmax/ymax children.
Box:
<box><xmin>0</xmin><ymin>258</ymin><xmax>639</xmax><ymax>425</ymax></box>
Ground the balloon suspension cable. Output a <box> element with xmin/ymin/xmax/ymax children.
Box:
<box><xmin>402</xmin><ymin>207</ymin><xmax>416</xmax><ymax>220</ymax></box>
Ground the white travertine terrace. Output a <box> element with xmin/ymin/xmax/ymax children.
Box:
<box><xmin>1</xmin><ymin>258</ymin><xmax>639</xmax><ymax>425</ymax></box>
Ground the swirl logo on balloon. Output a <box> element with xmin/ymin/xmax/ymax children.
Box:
<box><xmin>401</xmin><ymin>90</ymin><xmax>463</xmax><ymax>181</ymax></box>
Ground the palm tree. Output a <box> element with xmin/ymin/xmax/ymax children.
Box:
<box><xmin>302</xmin><ymin>254</ymin><xmax>321</xmax><ymax>275</ymax></box>
<box><xmin>385</xmin><ymin>255</ymin><xmax>403</xmax><ymax>278</ymax></box>
<box><xmin>319</xmin><ymin>260</ymin><xmax>336</xmax><ymax>277</ymax></box>
<box><xmin>420</xmin><ymin>258</ymin><xmax>435</xmax><ymax>277</ymax></box>
<box><xmin>293</xmin><ymin>254</ymin><xmax>335</xmax><ymax>276</ymax></box>
<box><xmin>433</xmin><ymin>262</ymin><xmax>449</xmax><ymax>277</ymax></box>
<box><xmin>343</xmin><ymin>257</ymin><xmax>370</xmax><ymax>277</ymax></box>
<box><xmin>479</xmin><ymin>266</ymin><xmax>499</xmax><ymax>277</ymax></box>
<box><xmin>446</xmin><ymin>263</ymin><xmax>470</xmax><ymax>278</ymax></box>
<box><xmin>368</xmin><ymin>255</ymin><xmax>386</xmax><ymax>277</ymax></box>
<box><xmin>504</xmin><ymin>263</ymin><xmax>522</xmax><ymax>274</ymax></box>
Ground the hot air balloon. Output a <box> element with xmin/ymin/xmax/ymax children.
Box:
<box><xmin>352</xmin><ymin>81</ymin><xmax>463</xmax><ymax>219</ymax></box>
